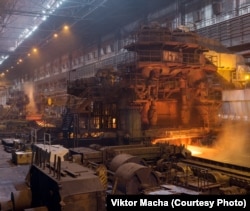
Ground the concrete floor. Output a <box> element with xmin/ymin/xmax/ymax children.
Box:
<box><xmin>0</xmin><ymin>141</ymin><xmax>30</xmax><ymax>210</ymax></box>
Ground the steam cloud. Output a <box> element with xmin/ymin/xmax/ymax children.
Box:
<box><xmin>211</xmin><ymin>121</ymin><xmax>250</xmax><ymax>165</ymax></box>
<box><xmin>23</xmin><ymin>82</ymin><xmax>37</xmax><ymax>115</ymax></box>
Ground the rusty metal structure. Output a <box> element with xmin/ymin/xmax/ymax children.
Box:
<box><xmin>1</xmin><ymin>1</ymin><xmax>250</xmax><ymax>210</ymax></box>
<box><xmin>63</xmin><ymin>23</ymin><xmax>250</xmax><ymax>146</ymax></box>
<box><xmin>2</xmin><ymin>21</ymin><xmax>250</xmax><ymax>211</ymax></box>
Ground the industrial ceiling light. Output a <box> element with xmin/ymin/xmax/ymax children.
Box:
<box><xmin>0</xmin><ymin>0</ymin><xmax>66</xmax><ymax>69</ymax></box>
<box><xmin>63</xmin><ymin>25</ymin><xmax>69</xmax><ymax>30</ymax></box>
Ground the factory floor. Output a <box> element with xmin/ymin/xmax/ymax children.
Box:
<box><xmin>0</xmin><ymin>141</ymin><xmax>30</xmax><ymax>210</ymax></box>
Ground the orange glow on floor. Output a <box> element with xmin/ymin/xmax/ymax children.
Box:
<box><xmin>26</xmin><ymin>114</ymin><xmax>43</xmax><ymax>121</ymax></box>
<box><xmin>186</xmin><ymin>145</ymin><xmax>220</xmax><ymax>157</ymax></box>
<box><xmin>187</xmin><ymin>144</ymin><xmax>250</xmax><ymax>167</ymax></box>
<box><xmin>186</xmin><ymin>145</ymin><xmax>203</xmax><ymax>155</ymax></box>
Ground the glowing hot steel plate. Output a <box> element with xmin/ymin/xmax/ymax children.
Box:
<box><xmin>187</xmin><ymin>145</ymin><xmax>250</xmax><ymax>167</ymax></box>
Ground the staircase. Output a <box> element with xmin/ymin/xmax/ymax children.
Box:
<box><xmin>61</xmin><ymin>109</ymin><xmax>80</xmax><ymax>141</ymax></box>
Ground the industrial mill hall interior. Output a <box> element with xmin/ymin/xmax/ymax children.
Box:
<box><xmin>0</xmin><ymin>0</ymin><xmax>250</xmax><ymax>210</ymax></box>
